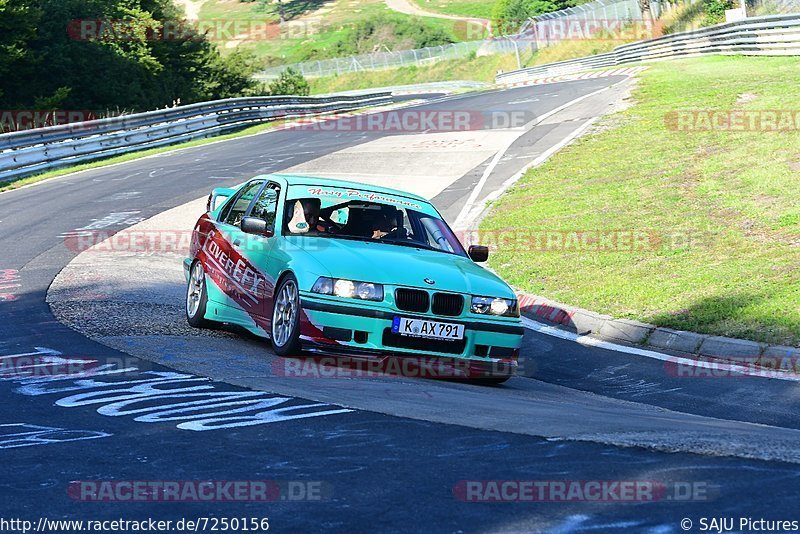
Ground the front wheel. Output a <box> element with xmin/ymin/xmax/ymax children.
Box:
<box><xmin>271</xmin><ymin>274</ymin><xmax>302</xmax><ymax>356</ymax></box>
<box><xmin>186</xmin><ymin>261</ymin><xmax>213</xmax><ymax>328</ymax></box>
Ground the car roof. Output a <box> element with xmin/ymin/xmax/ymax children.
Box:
<box><xmin>258</xmin><ymin>173</ymin><xmax>429</xmax><ymax>204</ymax></box>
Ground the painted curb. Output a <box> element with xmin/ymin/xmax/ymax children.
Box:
<box><xmin>516</xmin><ymin>291</ymin><xmax>798</xmax><ymax>363</ymax></box>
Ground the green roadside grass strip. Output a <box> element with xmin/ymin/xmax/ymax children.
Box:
<box><xmin>481</xmin><ymin>55</ymin><xmax>800</xmax><ymax>346</ymax></box>
<box><xmin>309</xmin><ymin>53</ymin><xmax>522</xmax><ymax>93</ymax></box>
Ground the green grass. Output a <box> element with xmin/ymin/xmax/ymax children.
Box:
<box><xmin>309</xmin><ymin>52</ymin><xmax>520</xmax><ymax>93</ymax></box>
<box><xmin>408</xmin><ymin>0</ymin><xmax>494</xmax><ymax>19</ymax></box>
<box><xmin>307</xmin><ymin>33</ymin><xmax>625</xmax><ymax>94</ymax></box>
<box><xmin>199</xmin><ymin>0</ymin><xmax>465</xmax><ymax>67</ymax></box>
<box><xmin>481</xmin><ymin>56</ymin><xmax>800</xmax><ymax>346</ymax></box>
<box><xmin>306</xmin><ymin>22</ymin><xmax>656</xmax><ymax>94</ymax></box>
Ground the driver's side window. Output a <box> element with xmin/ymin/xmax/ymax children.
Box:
<box><xmin>219</xmin><ymin>180</ymin><xmax>264</xmax><ymax>227</ymax></box>
<box><xmin>249</xmin><ymin>182</ymin><xmax>281</xmax><ymax>235</ymax></box>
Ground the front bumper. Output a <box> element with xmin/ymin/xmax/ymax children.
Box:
<box><xmin>299</xmin><ymin>293</ymin><xmax>524</xmax><ymax>375</ymax></box>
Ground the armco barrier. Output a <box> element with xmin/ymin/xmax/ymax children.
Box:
<box><xmin>496</xmin><ymin>13</ymin><xmax>800</xmax><ymax>84</ymax></box>
<box><xmin>0</xmin><ymin>92</ymin><xmax>393</xmax><ymax>182</ymax></box>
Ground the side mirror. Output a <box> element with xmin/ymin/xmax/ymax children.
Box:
<box><xmin>468</xmin><ymin>245</ymin><xmax>489</xmax><ymax>262</ymax></box>
<box><xmin>241</xmin><ymin>216</ymin><xmax>274</xmax><ymax>237</ymax></box>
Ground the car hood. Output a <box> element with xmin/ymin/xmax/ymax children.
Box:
<box><xmin>286</xmin><ymin>236</ymin><xmax>515</xmax><ymax>298</ymax></box>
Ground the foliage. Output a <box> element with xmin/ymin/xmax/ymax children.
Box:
<box><xmin>703</xmin><ymin>0</ymin><xmax>735</xmax><ymax>25</ymax></box>
<box><xmin>267</xmin><ymin>67</ymin><xmax>310</xmax><ymax>96</ymax></box>
<box><xmin>492</xmin><ymin>0</ymin><xmax>586</xmax><ymax>35</ymax></box>
<box><xmin>298</xmin><ymin>14</ymin><xmax>455</xmax><ymax>61</ymax></box>
<box><xmin>0</xmin><ymin>0</ymin><xmax>259</xmax><ymax>112</ymax></box>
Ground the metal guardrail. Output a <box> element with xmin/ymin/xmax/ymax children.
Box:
<box><xmin>0</xmin><ymin>92</ymin><xmax>393</xmax><ymax>182</ymax></box>
<box><xmin>496</xmin><ymin>13</ymin><xmax>800</xmax><ymax>84</ymax></box>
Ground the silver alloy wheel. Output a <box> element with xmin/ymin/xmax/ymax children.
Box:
<box><xmin>187</xmin><ymin>262</ymin><xmax>204</xmax><ymax>318</ymax></box>
<box><xmin>272</xmin><ymin>279</ymin><xmax>298</xmax><ymax>347</ymax></box>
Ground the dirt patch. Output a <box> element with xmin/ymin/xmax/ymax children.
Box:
<box><xmin>586</xmin><ymin>76</ymin><xmax>639</xmax><ymax>135</ymax></box>
<box><xmin>735</xmin><ymin>92</ymin><xmax>758</xmax><ymax>105</ymax></box>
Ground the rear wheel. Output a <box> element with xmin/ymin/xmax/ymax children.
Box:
<box><xmin>271</xmin><ymin>274</ymin><xmax>302</xmax><ymax>356</ymax></box>
<box><xmin>186</xmin><ymin>261</ymin><xmax>212</xmax><ymax>328</ymax></box>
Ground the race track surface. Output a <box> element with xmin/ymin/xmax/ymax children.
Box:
<box><xmin>2</xmin><ymin>77</ymin><xmax>798</xmax><ymax>533</ymax></box>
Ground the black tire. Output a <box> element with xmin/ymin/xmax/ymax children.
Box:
<box><xmin>186</xmin><ymin>260</ymin><xmax>213</xmax><ymax>328</ymax></box>
<box><xmin>271</xmin><ymin>274</ymin><xmax>302</xmax><ymax>356</ymax></box>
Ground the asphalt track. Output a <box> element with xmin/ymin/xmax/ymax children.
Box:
<box><xmin>1</xmin><ymin>77</ymin><xmax>799</xmax><ymax>533</ymax></box>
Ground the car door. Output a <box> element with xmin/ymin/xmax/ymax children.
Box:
<box><xmin>204</xmin><ymin>179</ymin><xmax>265</xmax><ymax>323</ymax></box>
<box><xmin>240</xmin><ymin>181</ymin><xmax>282</xmax><ymax>321</ymax></box>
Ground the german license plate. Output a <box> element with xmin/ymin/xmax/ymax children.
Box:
<box><xmin>392</xmin><ymin>316</ymin><xmax>464</xmax><ymax>341</ymax></box>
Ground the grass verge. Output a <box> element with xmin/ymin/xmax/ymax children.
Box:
<box><xmin>200</xmin><ymin>0</ymin><xmax>463</xmax><ymax>66</ymax></box>
<box><xmin>481</xmin><ymin>55</ymin><xmax>800</xmax><ymax>346</ymax></box>
<box><xmin>307</xmin><ymin>27</ymin><xmax>652</xmax><ymax>94</ymax></box>
<box><xmin>310</xmin><ymin>53</ymin><xmax>520</xmax><ymax>93</ymax></box>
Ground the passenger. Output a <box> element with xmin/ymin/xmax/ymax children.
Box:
<box><xmin>286</xmin><ymin>198</ymin><xmax>324</xmax><ymax>234</ymax></box>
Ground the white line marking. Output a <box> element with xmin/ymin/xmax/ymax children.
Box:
<box><xmin>456</xmin><ymin>113</ymin><xmax>602</xmax><ymax>231</ymax></box>
<box><xmin>521</xmin><ymin>316</ymin><xmax>800</xmax><ymax>382</ymax></box>
<box><xmin>452</xmin><ymin>83</ymin><xmax>617</xmax><ymax>228</ymax></box>
<box><xmin>0</xmin><ymin>347</ymin><xmax>62</xmax><ymax>360</ymax></box>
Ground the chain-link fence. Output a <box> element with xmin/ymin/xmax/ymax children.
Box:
<box><xmin>255</xmin><ymin>0</ymin><xmax>800</xmax><ymax>81</ymax></box>
<box><xmin>519</xmin><ymin>0</ymin><xmax>697</xmax><ymax>47</ymax></box>
<box><xmin>254</xmin><ymin>39</ymin><xmax>523</xmax><ymax>81</ymax></box>
<box><xmin>754</xmin><ymin>0</ymin><xmax>800</xmax><ymax>15</ymax></box>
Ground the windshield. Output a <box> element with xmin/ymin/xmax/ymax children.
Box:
<box><xmin>282</xmin><ymin>197</ymin><xmax>467</xmax><ymax>257</ymax></box>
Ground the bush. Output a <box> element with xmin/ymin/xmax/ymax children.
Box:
<box><xmin>268</xmin><ymin>67</ymin><xmax>310</xmax><ymax>96</ymax></box>
<box><xmin>703</xmin><ymin>0</ymin><xmax>735</xmax><ymax>25</ymax></box>
<box><xmin>297</xmin><ymin>14</ymin><xmax>455</xmax><ymax>61</ymax></box>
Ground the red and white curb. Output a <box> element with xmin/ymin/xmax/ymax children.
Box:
<box><xmin>501</xmin><ymin>66</ymin><xmax>649</xmax><ymax>88</ymax></box>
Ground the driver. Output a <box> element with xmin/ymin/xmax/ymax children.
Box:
<box><xmin>371</xmin><ymin>208</ymin><xmax>400</xmax><ymax>239</ymax></box>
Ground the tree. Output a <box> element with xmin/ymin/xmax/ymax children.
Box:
<box><xmin>493</xmin><ymin>0</ymin><xmax>559</xmax><ymax>36</ymax></box>
<box><xmin>0</xmin><ymin>0</ymin><xmax>259</xmax><ymax>112</ymax></box>
<box><xmin>0</xmin><ymin>0</ymin><xmax>42</xmax><ymax>100</ymax></box>
<box><xmin>267</xmin><ymin>68</ymin><xmax>310</xmax><ymax>97</ymax></box>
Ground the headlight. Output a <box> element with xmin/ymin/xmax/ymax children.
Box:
<box><xmin>312</xmin><ymin>277</ymin><xmax>384</xmax><ymax>301</ymax></box>
<box><xmin>471</xmin><ymin>296</ymin><xmax>519</xmax><ymax>317</ymax></box>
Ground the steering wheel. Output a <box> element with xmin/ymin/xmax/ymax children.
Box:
<box><xmin>379</xmin><ymin>227</ymin><xmax>407</xmax><ymax>240</ymax></box>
